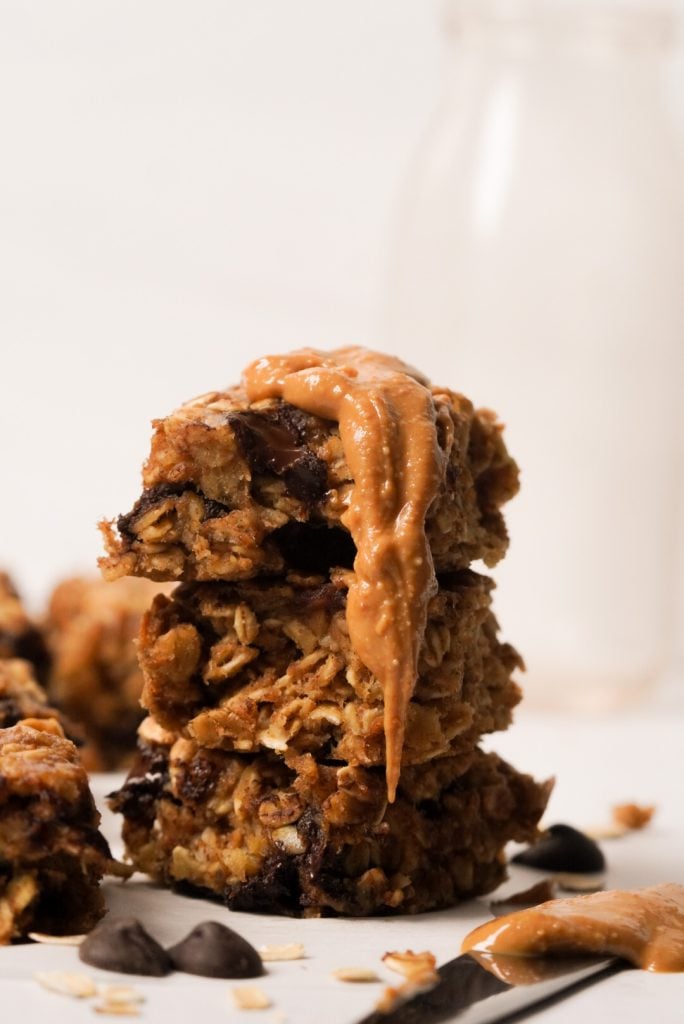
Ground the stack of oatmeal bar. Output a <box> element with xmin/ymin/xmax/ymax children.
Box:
<box><xmin>103</xmin><ymin>348</ymin><xmax>550</xmax><ymax>916</ymax></box>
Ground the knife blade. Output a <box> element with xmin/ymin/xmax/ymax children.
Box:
<box><xmin>355</xmin><ymin>952</ymin><xmax>623</xmax><ymax>1024</ymax></box>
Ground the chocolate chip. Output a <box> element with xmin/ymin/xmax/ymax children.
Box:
<box><xmin>512</xmin><ymin>824</ymin><xmax>606</xmax><ymax>874</ymax></box>
<box><xmin>79</xmin><ymin>917</ymin><xmax>171</xmax><ymax>976</ymax></box>
<box><xmin>229</xmin><ymin>408</ymin><xmax>328</xmax><ymax>503</ymax></box>
<box><xmin>167</xmin><ymin>921</ymin><xmax>263</xmax><ymax>978</ymax></box>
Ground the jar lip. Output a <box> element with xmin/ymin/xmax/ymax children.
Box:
<box><xmin>443</xmin><ymin>0</ymin><xmax>678</xmax><ymax>49</ymax></box>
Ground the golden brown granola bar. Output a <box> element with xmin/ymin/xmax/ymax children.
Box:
<box><xmin>137</xmin><ymin>570</ymin><xmax>521</xmax><ymax>767</ymax></box>
<box><xmin>99</xmin><ymin>389</ymin><xmax>518</xmax><ymax>584</ymax></box>
<box><xmin>44</xmin><ymin>576</ymin><xmax>166</xmax><ymax>770</ymax></box>
<box><xmin>0</xmin><ymin>721</ymin><xmax>125</xmax><ymax>943</ymax></box>
<box><xmin>110</xmin><ymin>737</ymin><xmax>550</xmax><ymax>917</ymax></box>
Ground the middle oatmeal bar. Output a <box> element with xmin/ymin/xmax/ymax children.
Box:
<box><xmin>136</xmin><ymin>570</ymin><xmax>522</xmax><ymax>767</ymax></box>
<box><xmin>99</xmin><ymin>387</ymin><xmax>518</xmax><ymax>585</ymax></box>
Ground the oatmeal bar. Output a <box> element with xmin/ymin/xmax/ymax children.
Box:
<box><xmin>0</xmin><ymin>572</ymin><xmax>49</xmax><ymax>681</ymax></box>
<box><xmin>137</xmin><ymin>570</ymin><xmax>521</xmax><ymax>767</ymax></box>
<box><xmin>111</xmin><ymin>738</ymin><xmax>550</xmax><ymax>917</ymax></box>
<box><xmin>45</xmin><ymin>576</ymin><xmax>167</xmax><ymax>770</ymax></box>
<box><xmin>0</xmin><ymin>721</ymin><xmax>123</xmax><ymax>943</ymax></box>
<box><xmin>99</xmin><ymin>388</ymin><xmax>517</xmax><ymax>586</ymax></box>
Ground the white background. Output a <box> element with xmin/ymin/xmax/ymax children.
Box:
<box><xmin>1</xmin><ymin>1</ymin><xmax>683</xmax><ymax>675</ymax></box>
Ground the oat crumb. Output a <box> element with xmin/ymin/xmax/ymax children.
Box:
<box><xmin>28</xmin><ymin>932</ymin><xmax>86</xmax><ymax>946</ymax></box>
<box><xmin>259</xmin><ymin>943</ymin><xmax>305</xmax><ymax>961</ymax></box>
<box><xmin>101</xmin><ymin>986</ymin><xmax>145</xmax><ymax>1004</ymax></box>
<box><xmin>35</xmin><ymin>971</ymin><xmax>97</xmax><ymax>998</ymax></box>
<box><xmin>93</xmin><ymin>1003</ymin><xmax>141</xmax><ymax>1017</ymax></box>
<box><xmin>613</xmin><ymin>803</ymin><xmax>656</xmax><ymax>831</ymax></box>
<box><xmin>332</xmin><ymin>967</ymin><xmax>380</xmax><ymax>983</ymax></box>
<box><xmin>232</xmin><ymin>986</ymin><xmax>272</xmax><ymax>1010</ymax></box>
<box><xmin>382</xmin><ymin>950</ymin><xmax>438</xmax><ymax>984</ymax></box>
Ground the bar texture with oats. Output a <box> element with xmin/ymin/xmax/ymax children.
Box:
<box><xmin>136</xmin><ymin>570</ymin><xmax>521</xmax><ymax>767</ymax></box>
<box><xmin>0</xmin><ymin>721</ymin><xmax>123</xmax><ymax>943</ymax></box>
<box><xmin>99</xmin><ymin>388</ymin><xmax>518</xmax><ymax>586</ymax></box>
<box><xmin>103</xmin><ymin>346</ymin><xmax>549</xmax><ymax>915</ymax></box>
<box><xmin>110</xmin><ymin>736</ymin><xmax>550</xmax><ymax>917</ymax></box>
<box><xmin>44</xmin><ymin>576</ymin><xmax>167</xmax><ymax>770</ymax></box>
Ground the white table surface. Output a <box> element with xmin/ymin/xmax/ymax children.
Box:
<box><xmin>1</xmin><ymin>705</ymin><xmax>683</xmax><ymax>1023</ymax></box>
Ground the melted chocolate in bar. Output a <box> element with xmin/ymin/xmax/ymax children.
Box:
<box><xmin>117</xmin><ymin>483</ymin><xmax>231</xmax><ymax>540</ymax></box>
<box><xmin>229</xmin><ymin>407</ymin><xmax>328</xmax><ymax>503</ymax></box>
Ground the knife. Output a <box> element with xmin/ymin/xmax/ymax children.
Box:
<box><xmin>355</xmin><ymin>952</ymin><xmax>623</xmax><ymax>1024</ymax></box>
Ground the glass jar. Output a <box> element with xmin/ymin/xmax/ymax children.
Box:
<box><xmin>385</xmin><ymin>0</ymin><xmax>684</xmax><ymax>709</ymax></box>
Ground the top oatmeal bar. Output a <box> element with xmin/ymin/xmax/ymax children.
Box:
<box><xmin>99</xmin><ymin>386</ymin><xmax>518</xmax><ymax>585</ymax></box>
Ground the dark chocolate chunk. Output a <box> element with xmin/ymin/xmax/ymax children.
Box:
<box><xmin>79</xmin><ymin>916</ymin><xmax>171</xmax><ymax>976</ymax></box>
<box><xmin>229</xmin><ymin>408</ymin><xmax>328</xmax><ymax>503</ymax></box>
<box><xmin>512</xmin><ymin>824</ymin><xmax>606</xmax><ymax>874</ymax></box>
<box><xmin>167</xmin><ymin>921</ymin><xmax>263</xmax><ymax>978</ymax></box>
<box><xmin>108</xmin><ymin>744</ymin><xmax>169</xmax><ymax>825</ymax></box>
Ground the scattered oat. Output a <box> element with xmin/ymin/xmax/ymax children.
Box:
<box><xmin>332</xmin><ymin>967</ymin><xmax>380</xmax><ymax>983</ymax></box>
<box><xmin>35</xmin><ymin>971</ymin><xmax>98</xmax><ymax>998</ymax></box>
<box><xmin>93</xmin><ymin>1003</ymin><xmax>141</xmax><ymax>1017</ymax></box>
<box><xmin>259</xmin><ymin>943</ymin><xmax>305</xmax><ymax>962</ymax></box>
<box><xmin>232</xmin><ymin>986</ymin><xmax>272</xmax><ymax>1010</ymax></box>
<box><xmin>28</xmin><ymin>932</ymin><xmax>86</xmax><ymax>946</ymax></box>
<box><xmin>382</xmin><ymin>950</ymin><xmax>438</xmax><ymax>985</ymax></box>
<box><xmin>553</xmin><ymin>871</ymin><xmax>605</xmax><ymax>892</ymax></box>
<box><xmin>613</xmin><ymin>803</ymin><xmax>656</xmax><ymax>831</ymax></box>
<box><xmin>586</xmin><ymin>824</ymin><xmax>628</xmax><ymax>841</ymax></box>
<box><xmin>100</xmin><ymin>986</ymin><xmax>145</xmax><ymax>1005</ymax></box>
<box><xmin>375</xmin><ymin>975</ymin><xmax>437</xmax><ymax>1015</ymax></box>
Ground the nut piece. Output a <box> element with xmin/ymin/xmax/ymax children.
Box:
<box><xmin>613</xmin><ymin>803</ymin><xmax>656</xmax><ymax>831</ymax></box>
<box><xmin>231</xmin><ymin>986</ymin><xmax>272</xmax><ymax>1009</ymax></box>
<box><xmin>382</xmin><ymin>950</ymin><xmax>438</xmax><ymax>985</ymax></box>
<box><xmin>34</xmin><ymin>971</ymin><xmax>98</xmax><ymax>998</ymax></box>
<box><xmin>259</xmin><ymin>943</ymin><xmax>305</xmax><ymax>962</ymax></box>
<box><xmin>332</xmin><ymin>967</ymin><xmax>380</xmax><ymax>983</ymax></box>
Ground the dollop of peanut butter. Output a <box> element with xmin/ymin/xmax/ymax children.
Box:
<box><xmin>243</xmin><ymin>347</ymin><xmax>444</xmax><ymax>801</ymax></box>
<box><xmin>461</xmin><ymin>883</ymin><xmax>684</xmax><ymax>973</ymax></box>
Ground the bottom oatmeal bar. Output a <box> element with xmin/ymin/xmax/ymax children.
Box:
<box><xmin>0</xmin><ymin>721</ymin><xmax>127</xmax><ymax>944</ymax></box>
<box><xmin>110</xmin><ymin>735</ymin><xmax>550</xmax><ymax>917</ymax></box>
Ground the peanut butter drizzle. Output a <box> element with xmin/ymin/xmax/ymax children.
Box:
<box><xmin>242</xmin><ymin>347</ymin><xmax>443</xmax><ymax>801</ymax></box>
<box><xmin>461</xmin><ymin>883</ymin><xmax>684</xmax><ymax>973</ymax></box>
